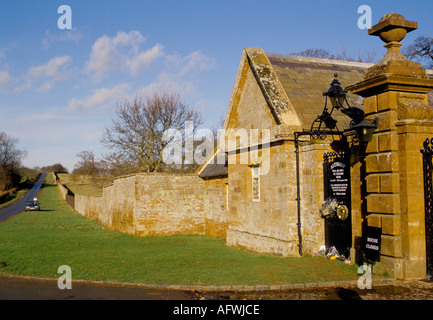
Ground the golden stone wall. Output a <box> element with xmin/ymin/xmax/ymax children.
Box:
<box><xmin>73</xmin><ymin>173</ymin><xmax>226</xmax><ymax>238</ymax></box>
<box><xmin>226</xmin><ymin>142</ymin><xmax>301</xmax><ymax>256</ymax></box>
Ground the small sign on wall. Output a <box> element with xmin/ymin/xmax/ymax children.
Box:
<box><xmin>364</xmin><ymin>226</ymin><xmax>382</xmax><ymax>262</ymax></box>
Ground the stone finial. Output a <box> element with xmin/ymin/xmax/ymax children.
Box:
<box><xmin>346</xmin><ymin>13</ymin><xmax>433</xmax><ymax>97</ymax></box>
<box><xmin>365</xmin><ymin>13</ymin><xmax>424</xmax><ymax>79</ymax></box>
<box><xmin>368</xmin><ymin>13</ymin><xmax>417</xmax><ymax>43</ymax></box>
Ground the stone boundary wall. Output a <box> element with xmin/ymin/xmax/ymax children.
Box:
<box><xmin>54</xmin><ymin>173</ymin><xmax>69</xmax><ymax>200</ymax></box>
<box><xmin>55</xmin><ymin>172</ymin><xmax>216</xmax><ymax>237</ymax></box>
<box><xmin>54</xmin><ymin>173</ymin><xmax>75</xmax><ymax>209</ymax></box>
<box><xmin>133</xmin><ymin>174</ymin><xmax>206</xmax><ymax>236</ymax></box>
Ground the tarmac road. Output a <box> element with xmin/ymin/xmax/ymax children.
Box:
<box><xmin>2</xmin><ymin>273</ymin><xmax>433</xmax><ymax>300</ymax></box>
<box><xmin>0</xmin><ymin>173</ymin><xmax>47</xmax><ymax>223</ymax></box>
<box><xmin>0</xmin><ymin>274</ymin><xmax>195</xmax><ymax>300</ymax></box>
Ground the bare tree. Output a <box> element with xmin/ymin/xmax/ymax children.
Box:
<box><xmin>73</xmin><ymin>150</ymin><xmax>113</xmax><ymax>190</ymax></box>
<box><xmin>74</xmin><ymin>151</ymin><xmax>97</xmax><ymax>176</ymax></box>
<box><xmin>403</xmin><ymin>35</ymin><xmax>433</xmax><ymax>68</ymax></box>
<box><xmin>291</xmin><ymin>48</ymin><xmax>332</xmax><ymax>59</ymax></box>
<box><xmin>100</xmin><ymin>151</ymin><xmax>134</xmax><ymax>176</ymax></box>
<box><xmin>101</xmin><ymin>92</ymin><xmax>202</xmax><ymax>173</ymax></box>
<box><xmin>0</xmin><ymin>132</ymin><xmax>26</xmax><ymax>191</ymax></box>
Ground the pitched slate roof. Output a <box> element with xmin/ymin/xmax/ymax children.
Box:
<box><xmin>264</xmin><ymin>52</ymin><xmax>373</xmax><ymax>131</ymax></box>
<box><xmin>197</xmin><ymin>151</ymin><xmax>227</xmax><ymax>179</ymax></box>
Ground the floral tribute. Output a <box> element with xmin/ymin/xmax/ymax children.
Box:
<box><xmin>320</xmin><ymin>198</ymin><xmax>349</xmax><ymax>221</ymax></box>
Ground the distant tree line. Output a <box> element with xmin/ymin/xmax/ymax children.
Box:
<box><xmin>290</xmin><ymin>47</ymin><xmax>379</xmax><ymax>63</ymax></box>
<box><xmin>39</xmin><ymin>163</ymin><xmax>69</xmax><ymax>174</ymax></box>
<box><xmin>0</xmin><ymin>132</ymin><xmax>42</xmax><ymax>203</ymax></box>
<box><xmin>0</xmin><ymin>130</ymin><xmax>70</xmax><ymax>200</ymax></box>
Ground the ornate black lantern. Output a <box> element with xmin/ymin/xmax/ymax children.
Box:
<box><xmin>352</xmin><ymin>117</ymin><xmax>379</xmax><ymax>145</ymax></box>
<box><xmin>309</xmin><ymin>73</ymin><xmax>378</xmax><ymax>145</ymax></box>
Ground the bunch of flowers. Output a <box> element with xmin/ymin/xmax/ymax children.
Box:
<box><xmin>320</xmin><ymin>198</ymin><xmax>349</xmax><ymax>221</ymax></box>
<box><xmin>320</xmin><ymin>198</ymin><xmax>338</xmax><ymax>219</ymax></box>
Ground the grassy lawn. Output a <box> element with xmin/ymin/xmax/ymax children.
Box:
<box><xmin>0</xmin><ymin>173</ymin><xmax>360</xmax><ymax>286</ymax></box>
<box><xmin>56</xmin><ymin>173</ymin><xmax>112</xmax><ymax>196</ymax></box>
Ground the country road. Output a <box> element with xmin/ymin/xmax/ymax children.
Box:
<box><xmin>0</xmin><ymin>173</ymin><xmax>47</xmax><ymax>223</ymax></box>
<box><xmin>0</xmin><ymin>274</ymin><xmax>194</xmax><ymax>300</ymax></box>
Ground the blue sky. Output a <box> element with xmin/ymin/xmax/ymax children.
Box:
<box><xmin>0</xmin><ymin>0</ymin><xmax>432</xmax><ymax>171</ymax></box>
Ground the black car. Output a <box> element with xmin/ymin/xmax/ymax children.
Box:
<box><xmin>25</xmin><ymin>200</ymin><xmax>40</xmax><ymax>211</ymax></box>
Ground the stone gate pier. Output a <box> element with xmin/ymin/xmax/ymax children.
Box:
<box><xmin>348</xmin><ymin>13</ymin><xmax>433</xmax><ymax>279</ymax></box>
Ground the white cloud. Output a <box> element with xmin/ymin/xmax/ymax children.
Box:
<box><xmin>0</xmin><ymin>49</ymin><xmax>74</xmax><ymax>93</ymax></box>
<box><xmin>67</xmin><ymin>83</ymin><xmax>131</xmax><ymax>112</ymax></box>
<box><xmin>139</xmin><ymin>50</ymin><xmax>215</xmax><ymax>97</ymax></box>
<box><xmin>42</xmin><ymin>28</ymin><xmax>83</xmax><ymax>47</ymax></box>
<box><xmin>27</xmin><ymin>56</ymin><xmax>72</xmax><ymax>81</ymax></box>
<box><xmin>0</xmin><ymin>71</ymin><xmax>13</xmax><ymax>91</ymax></box>
<box><xmin>139</xmin><ymin>72</ymin><xmax>196</xmax><ymax>97</ymax></box>
<box><xmin>166</xmin><ymin>51</ymin><xmax>215</xmax><ymax>77</ymax></box>
<box><xmin>13</xmin><ymin>110</ymin><xmax>61</xmax><ymax>127</ymax></box>
<box><xmin>22</xmin><ymin>56</ymin><xmax>72</xmax><ymax>92</ymax></box>
<box><xmin>35</xmin><ymin>81</ymin><xmax>54</xmax><ymax>93</ymax></box>
<box><xmin>128</xmin><ymin>43</ymin><xmax>164</xmax><ymax>76</ymax></box>
<box><xmin>86</xmin><ymin>31</ymin><xmax>164</xmax><ymax>80</ymax></box>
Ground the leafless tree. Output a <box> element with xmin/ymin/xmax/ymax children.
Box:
<box><xmin>0</xmin><ymin>132</ymin><xmax>26</xmax><ymax>191</ymax></box>
<box><xmin>403</xmin><ymin>35</ymin><xmax>433</xmax><ymax>68</ymax></box>
<box><xmin>73</xmin><ymin>150</ymin><xmax>113</xmax><ymax>190</ymax></box>
<box><xmin>291</xmin><ymin>48</ymin><xmax>332</xmax><ymax>59</ymax></box>
<box><xmin>101</xmin><ymin>92</ymin><xmax>202</xmax><ymax>173</ymax></box>
<box><xmin>74</xmin><ymin>151</ymin><xmax>98</xmax><ymax>175</ymax></box>
<box><xmin>100</xmin><ymin>151</ymin><xmax>134</xmax><ymax>176</ymax></box>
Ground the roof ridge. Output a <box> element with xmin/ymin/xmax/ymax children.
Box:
<box><xmin>265</xmin><ymin>52</ymin><xmax>375</xmax><ymax>69</ymax></box>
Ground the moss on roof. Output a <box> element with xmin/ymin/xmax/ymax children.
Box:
<box><xmin>265</xmin><ymin>52</ymin><xmax>372</xmax><ymax>131</ymax></box>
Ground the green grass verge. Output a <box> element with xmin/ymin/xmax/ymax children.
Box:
<box><xmin>0</xmin><ymin>188</ymin><xmax>30</xmax><ymax>210</ymax></box>
<box><xmin>56</xmin><ymin>173</ymin><xmax>111</xmax><ymax>196</ymax></box>
<box><xmin>0</xmin><ymin>174</ymin><xmax>360</xmax><ymax>285</ymax></box>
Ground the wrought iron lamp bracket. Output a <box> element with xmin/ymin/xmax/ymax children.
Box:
<box><xmin>308</xmin><ymin>73</ymin><xmax>369</xmax><ymax>142</ymax></box>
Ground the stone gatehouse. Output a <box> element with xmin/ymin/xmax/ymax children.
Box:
<box><xmin>197</xmin><ymin>48</ymin><xmax>371</xmax><ymax>258</ymax></box>
<box><xmin>66</xmin><ymin>13</ymin><xmax>433</xmax><ymax>280</ymax></box>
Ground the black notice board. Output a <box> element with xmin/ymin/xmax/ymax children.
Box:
<box><xmin>323</xmin><ymin>151</ymin><xmax>352</xmax><ymax>257</ymax></box>
<box><xmin>328</xmin><ymin>156</ymin><xmax>350</xmax><ymax>199</ymax></box>
<box><xmin>364</xmin><ymin>227</ymin><xmax>382</xmax><ymax>262</ymax></box>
